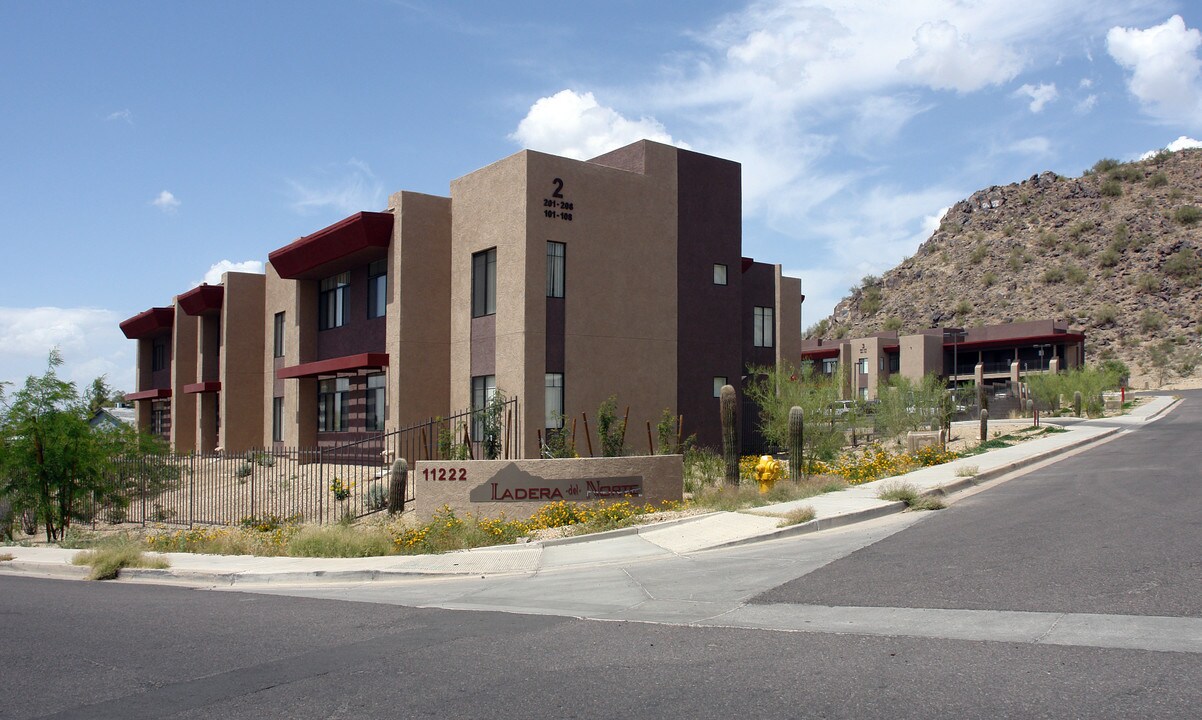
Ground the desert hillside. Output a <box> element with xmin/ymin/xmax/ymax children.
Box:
<box><xmin>813</xmin><ymin>148</ymin><xmax>1202</xmax><ymax>389</ymax></box>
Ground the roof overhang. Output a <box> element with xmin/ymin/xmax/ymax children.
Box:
<box><xmin>125</xmin><ymin>388</ymin><xmax>172</xmax><ymax>401</ymax></box>
<box><xmin>950</xmin><ymin>332</ymin><xmax>1086</xmax><ymax>352</ymax></box>
<box><xmin>268</xmin><ymin>211</ymin><xmax>393</xmax><ymax>280</ymax></box>
<box><xmin>120</xmin><ymin>307</ymin><xmax>174</xmax><ymax>339</ymax></box>
<box><xmin>276</xmin><ymin>352</ymin><xmax>390</xmax><ymax>380</ymax></box>
<box><xmin>183</xmin><ymin>381</ymin><xmax>222</xmax><ymax>394</ymax></box>
<box><xmin>177</xmin><ymin>285</ymin><xmax>224</xmax><ymax>316</ymax></box>
<box><xmin>801</xmin><ymin>348</ymin><xmax>840</xmax><ymax>360</ymax></box>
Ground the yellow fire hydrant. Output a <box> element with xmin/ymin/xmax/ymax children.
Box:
<box><xmin>754</xmin><ymin>454</ymin><xmax>782</xmax><ymax>493</ymax></box>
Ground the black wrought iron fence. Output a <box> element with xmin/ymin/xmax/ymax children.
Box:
<box><xmin>89</xmin><ymin>398</ymin><xmax>521</xmax><ymax>529</ymax></box>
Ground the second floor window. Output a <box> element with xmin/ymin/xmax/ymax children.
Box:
<box><xmin>319</xmin><ymin>272</ymin><xmax>349</xmax><ymax>330</ymax></box>
<box><xmin>273</xmin><ymin>312</ymin><xmax>285</xmax><ymax>358</ymax></box>
<box><xmin>753</xmin><ymin>306</ymin><xmax>774</xmax><ymax>348</ymax></box>
<box><xmin>368</xmin><ymin>260</ymin><xmax>387</xmax><ymax>319</ymax></box>
<box><xmin>151</xmin><ymin>337</ymin><xmax>168</xmax><ymax>371</ymax></box>
<box><xmin>547</xmin><ymin>242</ymin><xmax>565</xmax><ymax>298</ymax></box>
<box><xmin>472</xmin><ymin>248</ymin><xmax>496</xmax><ymax>317</ymax></box>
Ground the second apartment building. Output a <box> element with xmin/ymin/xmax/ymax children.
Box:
<box><xmin>123</xmin><ymin>140</ymin><xmax>803</xmax><ymax>456</ymax></box>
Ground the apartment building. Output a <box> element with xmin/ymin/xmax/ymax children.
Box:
<box><xmin>123</xmin><ymin>140</ymin><xmax>803</xmax><ymax>455</ymax></box>
<box><xmin>801</xmin><ymin>319</ymin><xmax>1086</xmax><ymax>400</ymax></box>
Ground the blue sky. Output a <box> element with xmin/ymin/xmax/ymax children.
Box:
<box><xmin>3</xmin><ymin>0</ymin><xmax>1201</xmax><ymax>394</ymax></box>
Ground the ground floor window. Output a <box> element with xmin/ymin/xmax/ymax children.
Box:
<box><xmin>471</xmin><ymin>374</ymin><xmax>497</xmax><ymax>440</ymax></box>
<box><xmin>366</xmin><ymin>373</ymin><xmax>386</xmax><ymax>431</ymax></box>
<box><xmin>545</xmin><ymin>373</ymin><xmax>564</xmax><ymax>428</ymax></box>
<box><xmin>318</xmin><ymin>377</ymin><xmax>350</xmax><ymax>432</ymax></box>
<box><xmin>151</xmin><ymin>403</ymin><xmax>168</xmax><ymax>435</ymax></box>
<box><xmin>272</xmin><ymin>397</ymin><xmax>284</xmax><ymax>442</ymax></box>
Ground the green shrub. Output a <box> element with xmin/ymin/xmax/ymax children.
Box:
<box><xmin>1097</xmin><ymin>248</ymin><xmax>1119</xmax><ymax>268</ymax></box>
<box><xmin>1042</xmin><ymin>267</ymin><xmax>1065</xmax><ymax>283</ymax></box>
<box><xmin>71</xmin><ymin>537</ymin><xmax>168</xmax><ymax>580</ymax></box>
<box><xmin>597</xmin><ymin>395</ymin><xmax>627</xmax><ymax>457</ymax></box>
<box><xmin>1109</xmin><ymin>164</ymin><xmax>1144</xmax><ymax>182</ymax></box>
<box><xmin>1139</xmin><ymin>310</ymin><xmax>1165</xmax><ymax>332</ymax></box>
<box><xmin>1093</xmin><ymin>303</ymin><xmax>1118</xmax><ymax>326</ymax></box>
<box><xmin>1135</xmin><ymin>273</ymin><xmax>1160</xmax><ymax>293</ymax></box>
<box><xmin>982</xmin><ymin>271</ymin><xmax>997</xmax><ymax>288</ymax></box>
<box><xmin>1091</xmin><ymin>158</ymin><xmax>1121</xmax><ymax>174</ymax></box>
<box><xmin>1063</xmin><ymin>264</ymin><xmax>1088</xmax><ymax>285</ymax></box>
<box><xmin>1163</xmin><ymin>248</ymin><xmax>1200</xmax><ymax>281</ymax></box>
<box><xmin>954</xmin><ymin>300</ymin><xmax>972</xmax><ymax>317</ymax></box>
<box><xmin>1174</xmin><ymin>206</ymin><xmax>1202</xmax><ymax>225</ymax></box>
<box><xmin>969</xmin><ymin>245</ymin><xmax>988</xmax><ymax>263</ymax></box>
<box><xmin>861</xmin><ymin>286</ymin><xmax>882</xmax><ymax>315</ymax></box>
<box><xmin>1100</xmin><ymin>179</ymin><xmax>1122</xmax><ymax>197</ymax></box>
<box><xmin>1037</xmin><ymin>230</ymin><xmax>1058</xmax><ymax>251</ymax></box>
<box><xmin>883</xmin><ymin>316</ymin><xmax>903</xmax><ymax>331</ymax></box>
<box><xmin>1147</xmin><ymin>173</ymin><xmax>1168</xmax><ymax>188</ymax></box>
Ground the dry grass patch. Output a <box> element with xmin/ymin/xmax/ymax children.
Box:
<box><xmin>0</xmin><ymin>553</ymin><xmax>14</xmax><ymax>562</ymax></box>
<box><xmin>71</xmin><ymin>536</ymin><xmax>169</xmax><ymax>580</ymax></box>
<box><xmin>776</xmin><ymin>506</ymin><xmax>817</xmax><ymax>528</ymax></box>
<box><xmin>876</xmin><ymin>481</ymin><xmax>945</xmax><ymax>511</ymax></box>
<box><xmin>692</xmin><ymin>477</ymin><xmax>846</xmax><ymax>512</ymax></box>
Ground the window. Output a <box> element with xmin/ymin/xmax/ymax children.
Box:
<box><xmin>546</xmin><ymin>242</ymin><xmax>565</xmax><ymax>298</ymax></box>
<box><xmin>858</xmin><ymin>387</ymin><xmax>869</xmax><ymax>400</ymax></box>
<box><xmin>857</xmin><ymin>358</ymin><xmax>869</xmax><ymax>375</ymax></box>
<box><xmin>317</xmin><ymin>377</ymin><xmax>350</xmax><ymax>432</ymax></box>
<box><xmin>271</xmin><ymin>397</ymin><xmax>284</xmax><ymax>442</ymax></box>
<box><xmin>273</xmin><ymin>312</ymin><xmax>285</xmax><ymax>358</ymax></box>
<box><xmin>713</xmin><ymin>377</ymin><xmax>727</xmax><ymax>397</ymax></box>
<box><xmin>368</xmin><ymin>259</ymin><xmax>387</xmax><ymax>319</ymax></box>
<box><xmin>151</xmin><ymin>404</ymin><xmax>167</xmax><ymax>435</ymax></box>
<box><xmin>318</xmin><ymin>272</ymin><xmax>349</xmax><ymax>330</ymax></box>
<box><xmin>753</xmin><ymin>306</ymin><xmax>774</xmax><ymax>348</ymax></box>
<box><xmin>472</xmin><ymin>248</ymin><xmax>496</xmax><ymax>317</ymax></box>
<box><xmin>366</xmin><ymin>373</ymin><xmax>386</xmax><ymax>432</ymax></box>
<box><xmin>471</xmin><ymin>374</ymin><xmax>497</xmax><ymax>439</ymax></box>
<box><xmin>545</xmin><ymin>373</ymin><xmax>564</xmax><ymax>428</ymax></box>
<box><xmin>151</xmin><ymin>337</ymin><xmax>167</xmax><ymax>371</ymax></box>
<box><xmin>713</xmin><ymin>264</ymin><xmax>728</xmax><ymax>285</ymax></box>
<box><xmin>822</xmin><ymin>358</ymin><xmax>838</xmax><ymax>375</ymax></box>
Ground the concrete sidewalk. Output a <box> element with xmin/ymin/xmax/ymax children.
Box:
<box><xmin>0</xmin><ymin>395</ymin><xmax>1179</xmax><ymax>587</ymax></box>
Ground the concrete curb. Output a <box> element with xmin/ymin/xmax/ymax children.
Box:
<box><xmin>532</xmin><ymin>511</ymin><xmax>722</xmax><ymax>548</ymax></box>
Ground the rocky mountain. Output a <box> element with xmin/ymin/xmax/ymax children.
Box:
<box><xmin>813</xmin><ymin>148</ymin><xmax>1202</xmax><ymax>389</ymax></box>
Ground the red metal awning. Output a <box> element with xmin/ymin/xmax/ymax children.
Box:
<box><xmin>125</xmin><ymin>388</ymin><xmax>172</xmax><ymax>401</ymax></box>
<box><xmin>183</xmin><ymin>381</ymin><xmax>221</xmax><ymax>394</ymax></box>
<box><xmin>950</xmin><ymin>332</ymin><xmax>1086</xmax><ymax>352</ymax></box>
<box><xmin>268</xmin><ymin>211</ymin><xmax>393</xmax><ymax>279</ymax></box>
<box><xmin>177</xmin><ymin>285</ymin><xmax>224</xmax><ymax>316</ymax></box>
<box><xmin>276</xmin><ymin>353</ymin><xmax>389</xmax><ymax>380</ymax></box>
<box><xmin>119</xmin><ymin>307</ymin><xmax>174</xmax><ymax>339</ymax></box>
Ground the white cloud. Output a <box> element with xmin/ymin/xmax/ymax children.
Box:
<box><xmin>288</xmin><ymin>159</ymin><xmax>384</xmax><ymax>215</ymax></box>
<box><xmin>1140</xmin><ymin>135</ymin><xmax>1202</xmax><ymax>158</ymax></box>
<box><xmin>1107</xmin><ymin>15</ymin><xmax>1202</xmax><ymax>125</ymax></box>
<box><xmin>900</xmin><ymin>20</ymin><xmax>1024</xmax><ymax>92</ymax></box>
<box><xmin>1080</xmin><ymin>78</ymin><xmax>1094</xmax><ymax>88</ymax></box>
<box><xmin>1013</xmin><ymin>82</ymin><xmax>1059</xmax><ymax>112</ymax></box>
<box><xmin>1008</xmin><ymin>136</ymin><xmax>1054</xmax><ymax>155</ymax></box>
<box><xmin>196</xmin><ymin>259</ymin><xmax>265</xmax><ymax>287</ymax></box>
<box><xmin>509</xmin><ymin>90</ymin><xmax>687</xmax><ymax>160</ymax></box>
<box><xmin>1076</xmin><ymin>94</ymin><xmax>1099</xmax><ymax>113</ymax></box>
<box><xmin>106</xmin><ymin>109</ymin><xmax>133</xmax><ymax>124</ymax></box>
<box><xmin>0</xmin><ymin>307</ymin><xmax>132</xmax><ymax>392</ymax></box>
<box><xmin>151</xmin><ymin>190</ymin><xmax>180</xmax><ymax>211</ymax></box>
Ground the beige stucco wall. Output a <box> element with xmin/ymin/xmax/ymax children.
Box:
<box><xmin>450</xmin><ymin>152</ymin><xmax>529</xmax><ymax>426</ymax></box>
<box><xmin>263</xmin><ymin>263</ymin><xmax>310</xmax><ymax>448</ymax></box>
<box><xmin>900</xmin><ymin>333</ymin><xmax>944</xmax><ymax>382</ymax></box>
<box><xmin>220</xmin><ymin>271</ymin><xmax>266</xmax><ymax>453</ymax></box>
<box><xmin>170</xmin><ymin>301</ymin><xmax>198</xmax><ymax>452</ymax></box>
<box><xmin>775</xmin><ymin>269</ymin><xmax>802</xmax><ymax>371</ymax></box>
<box><xmin>413</xmin><ymin>455</ymin><xmax>683</xmax><ymax>521</ymax></box>
<box><xmin>386</xmin><ymin>191</ymin><xmax>452</xmax><ymax>431</ymax></box>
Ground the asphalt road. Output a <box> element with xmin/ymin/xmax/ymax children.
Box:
<box><xmin>3</xmin><ymin>394</ymin><xmax>1201</xmax><ymax>718</ymax></box>
<box><xmin>755</xmin><ymin>389</ymin><xmax>1202</xmax><ymax>616</ymax></box>
<box><xmin>3</xmin><ymin>574</ymin><xmax>1202</xmax><ymax>720</ymax></box>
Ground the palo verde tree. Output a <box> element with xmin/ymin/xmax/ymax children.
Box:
<box><xmin>744</xmin><ymin>362</ymin><xmax>844</xmax><ymax>462</ymax></box>
<box><xmin>0</xmin><ymin>350</ymin><xmax>156</xmax><ymax>541</ymax></box>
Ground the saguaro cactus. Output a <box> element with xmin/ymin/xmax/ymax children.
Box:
<box><xmin>1073</xmin><ymin>391</ymin><xmax>1083</xmax><ymax>417</ymax></box>
<box><xmin>720</xmin><ymin>385</ymin><xmax>739</xmax><ymax>486</ymax></box>
<box><xmin>388</xmin><ymin>458</ymin><xmax>409</xmax><ymax>515</ymax></box>
<box><xmin>979</xmin><ymin>408</ymin><xmax>989</xmax><ymax>443</ymax></box>
<box><xmin>789</xmin><ymin>406</ymin><xmax>804</xmax><ymax>482</ymax></box>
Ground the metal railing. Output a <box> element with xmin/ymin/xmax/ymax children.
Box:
<box><xmin>88</xmin><ymin>398</ymin><xmax>521</xmax><ymax>529</ymax></box>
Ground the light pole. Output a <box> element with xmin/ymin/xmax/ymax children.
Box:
<box><xmin>944</xmin><ymin>328</ymin><xmax>967</xmax><ymax>388</ymax></box>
